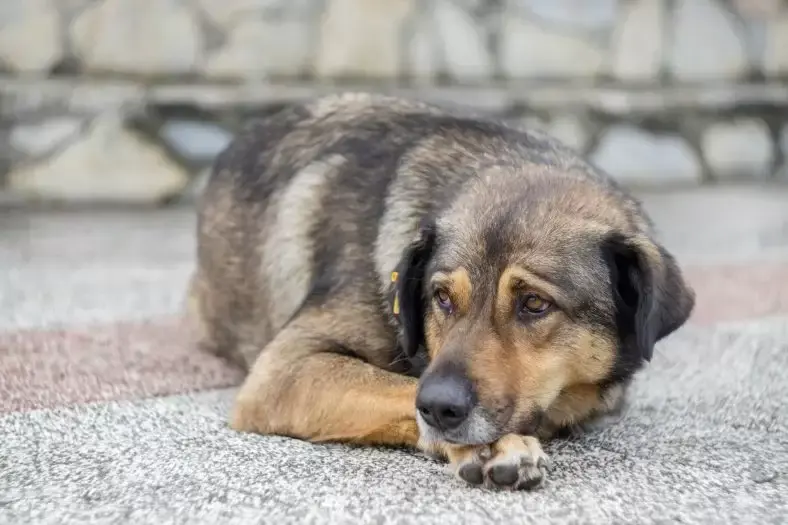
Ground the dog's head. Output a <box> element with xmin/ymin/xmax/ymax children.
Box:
<box><xmin>392</xmin><ymin>168</ymin><xmax>695</xmax><ymax>446</ymax></box>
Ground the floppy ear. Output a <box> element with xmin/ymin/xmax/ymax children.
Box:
<box><xmin>603</xmin><ymin>233</ymin><xmax>695</xmax><ymax>364</ymax></box>
<box><xmin>391</xmin><ymin>220</ymin><xmax>437</xmax><ymax>358</ymax></box>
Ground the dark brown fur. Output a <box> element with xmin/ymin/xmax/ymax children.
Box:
<box><xmin>190</xmin><ymin>93</ymin><xmax>695</xmax><ymax>491</ymax></box>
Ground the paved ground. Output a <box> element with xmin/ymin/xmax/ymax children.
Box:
<box><xmin>1</xmin><ymin>185</ymin><xmax>787</xmax><ymax>524</ymax></box>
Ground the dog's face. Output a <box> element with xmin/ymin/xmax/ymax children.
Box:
<box><xmin>393</xmin><ymin>169</ymin><xmax>695</xmax><ymax>446</ymax></box>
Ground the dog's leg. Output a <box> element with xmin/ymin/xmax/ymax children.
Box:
<box><xmin>229</xmin><ymin>306</ymin><xmax>422</xmax><ymax>448</ymax></box>
<box><xmin>443</xmin><ymin>435</ymin><xmax>551</xmax><ymax>491</ymax></box>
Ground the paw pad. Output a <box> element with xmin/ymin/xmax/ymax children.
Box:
<box><xmin>489</xmin><ymin>464</ymin><xmax>519</xmax><ymax>486</ymax></box>
<box><xmin>458</xmin><ymin>462</ymin><xmax>484</xmax><ymax>485</ymax></box>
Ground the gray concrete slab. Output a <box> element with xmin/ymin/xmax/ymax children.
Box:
<box><xmin>0</xmin><ymin>209</ymin><xmax>195</xmax><ymax>329</ymax></box>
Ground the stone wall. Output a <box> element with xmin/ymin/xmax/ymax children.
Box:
<box><xmin>1</xmin><ymin>0</ymin><xmax>787</xmax><ymax>204</ymax></box>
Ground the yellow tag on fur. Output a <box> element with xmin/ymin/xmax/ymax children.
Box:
<box><xmin>391</xmin><ymin>271</ymin><xmax>400</xmax><ymax>315</ymax></box>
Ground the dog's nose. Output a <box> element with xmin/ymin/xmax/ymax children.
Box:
<box><xmin>416</xmin><ymin>370</ymin><xmax>475</xmax><ymax>431</ymax></box>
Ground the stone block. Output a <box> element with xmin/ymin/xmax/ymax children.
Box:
<box><xmin>590</xmin><ymin>125</ymin><xmax>702</xmax><ymax>185</ymax></box>
<box><xmin>197</xmin><ymin>0</ymin><xmax>279</xmax><ymax>28</ymax></box>
<box><xmin>70</xmin><ymin>0</ymin><xmax>203</xmax><ymax>76</ymax></box>
<box><xmin>196</xmin><ymin>0</ymin><xmax>312</xmax><ymax>29</ymax></box>
<box><xmin>610</xmin><ymin>0</ymin><xmax>664</xmax><ymax>82</ymax></box>
<box><xmin>9</xmin><ymin>113</ymin><xmax>188</xmax><ymax>203</ymax></box>
<box><xmin>501</xmin><ymin>14</ymin><xmax>605</xmax><ymax>78</ymax></box>
<box><xmin>53</xmin><ymin>0</ymin><xmax>94</xmax><ymax>14</ymax></box>
<box><xmin>776</xmin><ymin>124</ymin><xmax>788</xmax><ymax>179</ymax></box>
<box><xmin>781</xmin><ymin>123</ymin><xmax>788</xmax><ymax>156</ymax></box>
<box><xmin>546</xmin><ymin>114</ymin><xmax>588</xmax><ymax>152</ymax></box>
<box><xmin>203</xmin><ymin>18</ymin><xmax>312</xmax><ymax>79</ymax></box>
<box><xmin>764</xmin><ymin>14</ymin><xmax>788</xmax><ymax>75</ymax></box>
<box><xmin>0</xmin><ymin>0</ymin><xmax>62</xmax><ymax>74</ymax></box>
<box><xmin>432</xmin><ymin>0</ymin><xmax>493</xmax><ymax>80</ymax></box>
<box><xmin>407</xmin><ymin>13</ymin><xmax>440</xmax><ymax>80</ymax></box>
<box><xmin>732</xmin><ymin>0</ymin><xmax>783</xmax><ymax>19</ymax></box>
<box><xmin>740</xmin><ymin>17</ymin><xmax>768</xmax><ymax>71</ymax></box>
<box><xmin>314</xmin><ymin>0</ymin><xmax>414</xmax><ymax>79</ymax></box>
<box><xmin>159</xmin><ymin>120</ymin><xmax>233</xmax><ymax>164</ymax></box>
<box><xmin>702</xmin><ymin>120</ymin><xmax>773</xmax><ymax>179</ymax></box>
<box><xmin>510</xmin><ymin>114</ymin><xmax>549</xmax><ymax>133</ymax></box>
<box><xmin>669</xmin><ymin>0</ymin><xmax>748</xmax><ymax>81</ymax></box>
<box><xmin>513</xmin><ymin>0</ymin><xmax>617</xmax><ymax>31</ymax></box>
<box><xmin>10</xmin><ymin>118</ymin><xmax>83</xmax><ymax>157</ymax></box>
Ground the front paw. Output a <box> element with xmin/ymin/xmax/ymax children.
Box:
<box><xmin>448</xmin><ymin>434</ymin><xmax>551</xmax><ymax>491</ymax></box>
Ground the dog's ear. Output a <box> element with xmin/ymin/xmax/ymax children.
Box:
<box><xmin>603</xmin><ymin>233</ymin><xmax>695</xmax><ymax>364</ymax></box>
<box><xmin>391</xmin><ymin>220</ymin><xmax>437</xmax><ymax>357</ymax></box>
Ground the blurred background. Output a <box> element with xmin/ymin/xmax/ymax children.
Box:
<box><xmin>0</xmin><ymin>0</ymin><xmax>786</xmax><ymax>206</ymax></box>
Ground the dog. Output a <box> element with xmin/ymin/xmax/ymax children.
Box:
<box><xmin>189</xmin><ymin>92</ymin><xmax>695</xmax><ymax>491</ymax></box>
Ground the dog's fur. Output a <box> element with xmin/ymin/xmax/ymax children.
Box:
<box><xmin>189</xmin><ymin>93</ymin><xmax>695</xmax><ymax>491</ymax></box>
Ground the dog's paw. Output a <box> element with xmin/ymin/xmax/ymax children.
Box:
<box><xmin>483</xmin><ymin>435</ymin><xmax>551</xmax><ymax>491</ymax></box>
<box><xmin>448</xmin><ymin>434</ymin><xmax>551</xmax><ymax>491</ymax></box>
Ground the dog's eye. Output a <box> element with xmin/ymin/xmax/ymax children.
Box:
<box><xmin>518</xmin><ymin>293</ymin><xmax>552</xmax><ymax>317</ymax></box>
<box><xmin>435</xmin><ymin>289</ymin><xmax>453</xmax><ymax>313</ymax></box>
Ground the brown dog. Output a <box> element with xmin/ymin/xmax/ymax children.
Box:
<box><xmin>189</xmin><ymin>92</ymin><xmax>695</xmax><ymax>491</ymax></box>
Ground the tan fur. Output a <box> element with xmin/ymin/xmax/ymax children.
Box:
<box><xmin>261</xmin><ymin>155</ymin><xmax>346</xmax><ymax>331</ymax></box>
<box><xmin>491</xmin><ymin>434</ymin><xmax>544</xmax><ymax>458</ymax></box>
<box><xmin>424</xmin><ymin>311</ymin><xmax>443</xmax><ymax>361</ymax></box>
<box><xmin>540</xmin><ymin>383</ymin><xmax>626</xmax><ymax>435</ymax></box>
<box><xmin>230</xmin><ymin>303</ymin><xmax>421</xmax><ymax>448</ymax></box>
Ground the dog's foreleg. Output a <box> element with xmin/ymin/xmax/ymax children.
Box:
<box><xmin>229</xmin><ymin>307</ymin><xmax>422</xmax><ymax>448</ymax></box>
